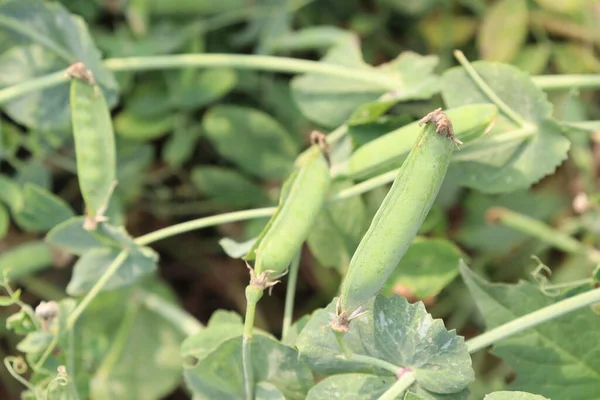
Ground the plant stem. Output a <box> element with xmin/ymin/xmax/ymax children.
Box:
<box><xmin>329</xmin><ymin>169</ymin><xmax>397</xmax><ymax>203</ymax></box>
<box><xmin>140</xmin><ymin>290</ymin><xmax>203</xmax><ymax>336</ymax></box>
<box><xmin>0</xmin><ymin>70</ymin><xmax>67</xmax><ymax>105</ymax></box>
<box><xmin>3</xmin><ymin>357</ymin><xmax>36</xmax><ymax>394</ymax></box>
<box><xmin>242</xmin><ymin>290</ymin><xmax>260</xmax><ymax>400</ymax></box>
<box><xmin>135</xmin><ymin>208</ymin><xmax>276</xmax><ymax>245</ymax></box>
<box><xmin>533</xmin><ymin>75</ymin><xmax>600</xmax><ymax>91</ymax></box>
<box><xmin>338</xmin><ymin>353</ymin><xmax>402</xmax><ymax>376</ymax></box>
<box><xmin>66</xmin><ymin>250</ymin><xmax>129</xmax><ymax>329</ymax></box>
<box><xmin>34</xmin><ymin>334</ymin><xmax>59</xmax><ymax>371</ymax></box>
<box><xmin>453</xmin><ymin>50</ymin><xmax>530</xmax><ymax>129</ymax></box>
<box><xmin>281</xmin><ymin>252</ymin><xmax>301</xmax><ymax>342</ymax></box>
<box><xmin>487</xmin><ymin>206</ymin><xmax>600</xmax><ymax>262</ymax></box>
<box><xmin>466</xmin><ymin>286</ymin><xmax>600</xmax><ymax>353</ymax></box>
<box><xmin>377</xmin><ymin>371</ymin><xmax>416</xmax><ymax>400</ymax></box>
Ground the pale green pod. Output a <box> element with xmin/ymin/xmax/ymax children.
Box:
<box><xmin>349</xmin><ymin>104</ymin><xmax>497</xmax><ymax>180</ymax></box>
<box><xmin>245</xmin><ymin>143</ymin><xmax>331</xmax><ymax>278</ymax></box>
<box><xmin>335</xmin><ymin>110</ymin><xmax>455</xmax><ymax>330</ymax></box>
<box><xmin>69</xmin><ymin>66</ymin><xmax>116</xmax><ymax>229</ymax></box>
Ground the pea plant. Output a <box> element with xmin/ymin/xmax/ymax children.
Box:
<box><xmin>1</xmin><ymin>0</ymin><xmax>600</xmax><ymax>399</ymax></box>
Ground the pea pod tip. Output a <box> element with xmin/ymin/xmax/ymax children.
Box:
<box><xmin>418</xmin><ymin>108</ymin><xmax>462</xmax><ymax>150</ymax></box>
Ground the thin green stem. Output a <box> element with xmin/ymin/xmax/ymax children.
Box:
<box><xmin>34</xmin><ymin>334</ymin><xmax>59</xmax><ymax>371</ymax></box>
<box><xmin>329</xmin><ymin>170</ymin><xmax>397</xmax><ymax>203</ymax></box>
<box><xmin>135</xmin><ymin>207</ymin><xmax>275</xmax><ymax>245</ymax></box>
<box><xmin>281</xmin><ymin>252</ymin><xmax>301</xmax><ymax>342</ymax></box>
<box><xmin>542</xmin><ymin>278</ymin><xmax>592</xmax><ymax>291</ymax></box>
<box><xmin>454</xmin><ymin>50</ymin><xmax>530</xmax><ymax>129</ymax></box>
<box><xmin>488</xmin><ymin>207</ymin><xmax>600</xmax><ymax>262</ymax></box>
<box><xmin>466</xmin><ymin>286</ymin><xmax>600</xmax><ymax>353</ymax></box>
<box><xmin>243</xmin><ymin>296</ymin><xmax>259</xmax><ymax>400</ymax></box>
<box><xmin>0</xmin><ymin>70</ymin><xmax>67</xmax><ymax>105</ymax></box>
<box><xmin>377</xmin><ymin>371</ymin><xmax>416</xmax><ymax>400</ymax></box>
<box><xmin>140</xmin><ymin>290</ymin><xmax>203</xmax><ymax>336</ymax></box>
<box><xmin>67</xmin><ymin>330</ymin><xmax>75</xmax><ymax>382</ymax></box>
<box><xmin>3</xmin><ymin>357</ymin><xmax>37</xmax><ymax>394</ymax></box>
<box><xmin>333</xmin><ymin>330</ymin><xmax>353</xmax><ymax>358</ymax></box>
<box><xmin>67</xmin><ymin>250</ymin><xmax>129</xmax><ymax>329</ymax></box>
<box><xmin>533</xmin><ymin>75</ymin><xmax>600</xmax><ymax>91</ymax></box>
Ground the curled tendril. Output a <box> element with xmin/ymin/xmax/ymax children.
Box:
<box><xmin>530</xmin><ymin>256</ymin><xmax>560</xmax><ymax>297</ymax></box>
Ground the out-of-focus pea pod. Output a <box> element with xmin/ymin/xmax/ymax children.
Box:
<box><xmin>244</xmin><ymin>132</ymin><xmax>331</xmax><ymax>284</ymax></box>
<box><xmin>68</xmin><ymin>62</ymin><xmax>117</xmax><ymax>231</ymax></box>
<box><xmin>332</xmin><ymin>109</ymin><xmax>456</xmax><ymax>333</ymax></box>
<box><xmin>349</xmin><ymin>104</ymin><xmax>497</xmax><ymax>181</ymax></box>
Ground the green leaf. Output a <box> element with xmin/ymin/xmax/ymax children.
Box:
<box><xmin>306</xmin><ymin>374</ymin><xmax>394</xmax><ymax>400</ymax></box>
<box><xmin>553</xmin><ymin>44</ymin><xmax>600</xmax><ymax>74</ymax></box>
<box><xmin>114</xmin><ymin>111</ymin><xmax>176</xmax><ymax>141</ymax></box>
<box><xmin>461</xmin><ymin>264</ymin><xmax>600</xmax><ymax>398</ymax></box>
<box><xmin>0</xmin><ymin>174</ymin><xmax>23</xmax><ymax>210</ymax></box>
<box><xmin>46</xmin><ymin>217</ymin><xmax>104</xmax><ymax>256</ymax></box>
<box><xmin>485</xmin><ymin>392</ymin><xmax>549</xmax><ymax>400</ymax></box>
<box><xmin>13</xmin><ymin>183</ymin><xmax>75</xmax><ymax>232</ymax></box>
<box><xmin>307</xmin><ymin>179</ymin><xmax>366</xmax><ymax>272</ymax></box>
<box><xmin>0</xmin><ymin>0</ymin><xmax>118</xmax><ymax>131</ymax></box>
<box><xmin>378</xmin><ymin>0</ymin><xmax>441</xmax><ymax>15</ymax></box>
<box><xmin>382</xmin><ymin>238</ymin><xmax>462</xmax><ymax>299</ymax></box>
<box><xmin>170</xmin><ymin>68</ymin><xmax>237</xmax><ymax>110</ymax></box>
<box><xmin>271</xmin><ymin>26</ymin><xmax>354</xmax><ymax>53</ymax></box>
<box><xmin>66</xmin><ymin>246</ymin><xmax>158</xmax><ymax>296</ymax></box>
<box><xmin>511</xmin><ymin>45</ymin><xmax>551</xmax><ymax>75</ymax></box>
<box><xmin>255</xmin><ymin>382</ymin><xmax>286</xmax><ymax>400</ymax></box>
<box><xmin>534</xmin><ymin>0</ymin><xmax>586</xmax><ymax>15</ymax></box>
<box><xmin>442</xmin><ymin>61</ymin><xmax>570</xmax><ymax>193</ymax></box>
<box><xmin>418</xmin><ymin>14</ymin><xmax>477</xmax><ymax>50</ymax></box>
<box><xmin>0</xmin><ymin>296</ymin><xmax>14</xmax><ymax>306</ymax></box>
<box><xmin>0</xmin><ymin>241</ymin><xmax>54</xmax><ymax>280</ymax></box>
<box><xmin>183</xmin><ymin>334</ymin><xmax>312</xmax><ymax>400</ymax></box>
<box><xmin>281</xmin><ymin>315</ymin><xmax>310</xmax><ymax>347</ymax></box>
<box><xmin>478</xmin><ymin>0</ymin><xmax>528</xmax><ymax>62</ymax></box>
<box><xmin>297</xmin><ymin>295</ymin><xmax>474</xmax><ymax>393</ymax></box>
<box><xmin>16</xmin><ymin>331</ymin><xmax>53</xmax><ymax>354</ymax></box>
<box><xmin>219</xmin><ymin>237</ymin><xmax>258</xmax><ymax>259</ymax></box>
<box><xmin>191</xmin><ymin>166</ymin><xmax>268</xmax><ymax>207</ymax></box>
<box><xmin>202</xmin><ymin>105</ymin><xmax>299</xmax><ymax>180</ymax></box>
<box><xmin>0</xmin><ymin>203</ymin><xmax>8</xmax><ymax>239</ymax></box>
<box><xmin>291</xmin><ymin>37</ymin><xmax>439</xmax><ymax>127</ymax></box>
<box><xmin>163</xmin><ymin>124</ymin><xmax>202</xmax><ymax>168</ymax></box>
<box><xmin>15</xmin><ymin>158</ymin><xmax>51</xmax><ymax>190</ymax></box>
<box><xmin>6</xmin><ymin>309</ymin><xmax>36</xmax><ymax>335</ymax></box>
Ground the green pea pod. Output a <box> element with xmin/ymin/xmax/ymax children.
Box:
<box><xmin>333</xmin><ymin>109</ymin><xmax>455</xmax><ymax>332</ymax></box>
<box><xmin>245</xmin><ymin>136</ymin><xmax>331</xmax><ymax>280</ymax></box>
<box><xmin>349</xmin><ymin>104</ymin><xmax>497</xmax><ymax>181</ymax></box>
<box><xmin>69</xmin><ymin>63</ymin><xmax>116</xmax><ymax>230</ymax></box>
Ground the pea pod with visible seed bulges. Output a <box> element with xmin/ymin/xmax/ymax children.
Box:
<box><xmin>331</xmin><ymin>109</ymin><xmax>456</xmax><ymax>332</ymax></box>
<box><xmin>68</xmin><ymin>62</ymin><xmax>117</xmax><ymax>231</ymax></box>
<box><xmin>349</xmin><ymin>104</ymin><xmax>497</xmax><ymax>181</ymax></box>
<box><xmin>244</xmin><ymin>132</ymin><xmax>331</xmax><ymax>286</ymax></box>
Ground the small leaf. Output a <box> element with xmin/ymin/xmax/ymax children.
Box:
<box><xmin>15</xmin><ymin>159</ymin><xmax>51</xmax><ymax>190</ymax></box>
<box><xmin>13</xmin><ymin>183</ymin><xmax>75</xmax><ymax>232</ymax></box>
<box><xmin>0</xmin><ymin>0</ymin><xmax>118</xmax><ymax>130</ymax></box>
<box><xmin>202</xmin><ymin>105</ymin><xmax>299</xmax><ymax>179</ymax></box>
<box><xmin>163</xmin><ymin>124</ymin><xmax>201</xmax><ymax>168</ymax></box>
<box><xmin>0</xmin><ymin>241</ymin><xmax>54</xmax><ymax>280</ymax></box>
<box><xmin>114</xmin><ymin>111</ymin><xmax>176</xmax><ymax>141</ymax></box>
<box><xmin>46</xmin><ymin>217</ymin><xmax>104</xmax><ymax>255</ymax></box>
<box><xmin>291</xmin><ymin>37</ymin><xmax>439</xmax><ymax>127</ymax></box>
<box><xmin>0</xmin><ymin>174</ymin><xmax>23</xmax><ymax>210</ymax></box>
<box><xmin>256</xmin><ymin>382</ymin><xmax>286</xmax><ymax>400</ymax></box>
<box><xmin>419</xmin><ymin>14</ymin><xmax>477</xmax><ymax>49</ymax></box>
<box><xmin>16</xmin><ymin>331</ymin><xmax>54</xmax><ymax>354</ymax></box>
<box><xmin>478</xmin><ymin>0</ymin><xmax>528</xmax><ymax>62</ymax></box>
<box><xmin>383</xmin><ymin>238</ymin><xmax>463</xmax><ymax>299</ymax></box>
<box><xmin>0</xmin><ymin>296</ymin><xmax>15</xmax><ymax>306</ymax></box>
<box><xmin>170</xmin><ymin>68</ymin><xmax>237</xmax><ymax>110</ymax></box>
<box><xmin>219</xmin><ymin>237</ymin><xmax>258</xmax><ymax>259</ymax></box>
<box><xmin>485</xmin><ymin>392</ymin><xmax>549</xmax><ymax>400</ymax></box>
<box><xmin>0</xmin><ymin>203</ymin><xmax>8</xmax><ymax>239</ymax></box>
<box><xmin>553</xmin><ymin>44</ymin><xmax>600</xmax><ymax>74</ymax></box>
<box><xmin>378</xmin><ymin>0</ymin><xmax>441</xmax><ymax>15</ymax></box>
<box><xmin>511</xmin><ymin>45</ymin><xmax>551</xmax><ymax>75</ymax></box>
<box><xmin>442</xmin><ymin>61</ymin><xmax>570</xmax><ymax>193</ymax></box>
<box><xmin>306</xmin><ymin>374</ymin><xmax>394</xmax><ymax>400</ymax></box>
<box><xmin>6</xmin><ymin>309</ymin><xmax>36</xmax><ymax>335</ymax></box>
<box><xmin>183</xmin><ymin>334</ymin><xmax>312</xmax><ymax>400</ymax></box>
<box><xmin>460</xmin><ymin>264</ymin><xmax>600</xmax><ymax>398</ymax></box>
<box><xmin>297</xmin><ymin>295</ymin><xmax>474</xmax><ymax>393</ymax></box>
<box><xmin>191</xmin><ymin>166</ymin><xmax>268</xmax><ymax>207</ymax></box>
<box><xmin>66</xmin><ymin>246</ymin><xmax>158</xmax><ymax>296</ymax></box>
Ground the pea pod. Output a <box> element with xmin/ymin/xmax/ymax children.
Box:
<box><xmin>349</xmin><ymin>104</ymin><xmax>497</xmax><ymax>181</ymax></box>
<box><xmin>332</xmin><ymin>109</ymin><xmax>455</xmax><ymax>332</ymax></box>
<box><xmin>68</xmin><ymin>63</ymin><xmax>116</xmax><ymax>230</ymax></box>
<box><xmin>245</xmin><ymin>133</ymin><xmax>331</xmax><ymax>281</ymax></box>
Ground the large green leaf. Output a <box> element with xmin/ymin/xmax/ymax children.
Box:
<box><xmin>46</xmin><ymin>217</ymin><xmax>104</xmax><ymax>256</ymax></box>
<box><xmin>291</xmin><ymin>37</ymin><xmax>439</xmax><ymax>127</ymax></box>
<box><xmin>191</xmin><ymin>166</ymin><xmax>268</xmax><ymax>208</ymax></box>
<box><xmin>382</xmin><ymin>238</ymin><xmax>462</xmax><ymax>299</ymax></box>
<box><xmin>307</xmin><ymin>179</ymin><xmax>366</xmax><ymax>272</ymax></box>
<box><xmin>485</xmin><ymin>392</ymin><xmax>549</xmax><ymax>400</ymax></box>
<box><xmin>0</xmin><ymin>0</ymin><xmax>118</xmax><ymax>131</ymax></box>
<box><xmin>461</xmin><ymin>264</ymin><xmax>600</xmax><ymax>398</ymax></box>
<box><xmin>477</xmin><ymin>0</ymin><xmax>528</xmax><ymax>62</ymax></box>
<box><xmin>13</xmin><ymin>184</ymin><xmax>75</xmax><ymax>233</ymax></box>
<box><xmin>183</xmin><ymin>333</ymin><xmax>312</xmax><ymax>400</ymax></box>
<box><xmin>0</xmin><ymin>241</ymin><xmax>54</xmax><ymax>280</ymax></box>
<box><xmin>202</xmin><ymin>105</ymin><xmax>299</xmax><ymax>180</ymax></box>
<box><xmin>442</xmin><ymin>61</ymin><xmax>570</xmax><ymax>193</ymax></box>
<box><xmin>306</xmin><ymin>374</ymin><xmax>394</xmax><ymax>400</ymax></box>
<box><xmin>296</xmin><ymin>295</ymin><xmax>473</xmax><ymax>394</ymax></box>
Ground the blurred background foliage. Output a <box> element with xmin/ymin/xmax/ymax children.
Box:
<box><xmin>1</xmin><ymin>0</ymin><xmax>600</xmax><ymax>398</ymax></box>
